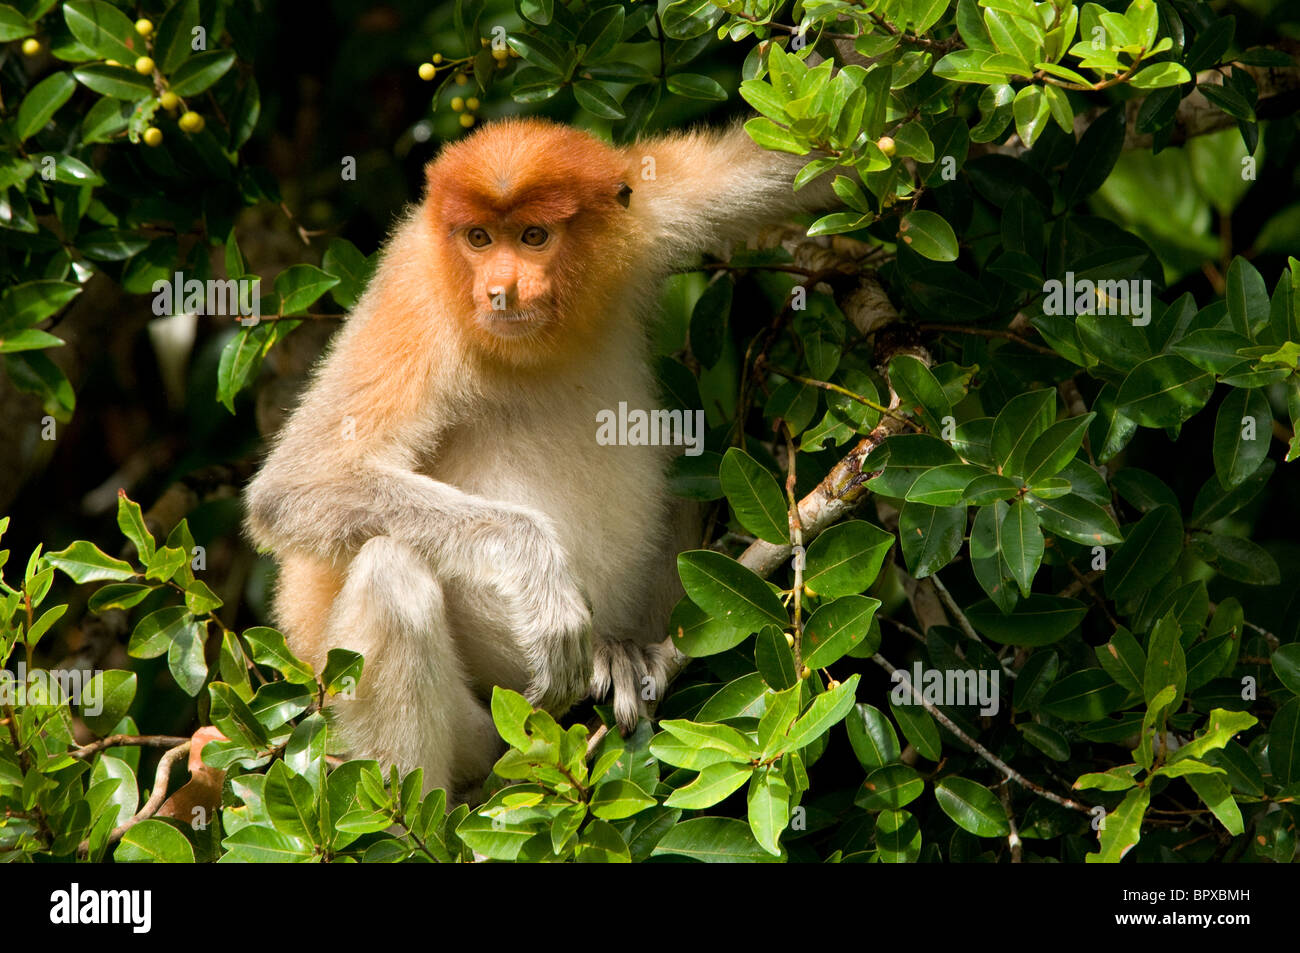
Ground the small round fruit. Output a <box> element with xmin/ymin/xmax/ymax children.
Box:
<box><xmin>178</xmin><ymin>111</ymin><xmax>205</xmax><ymax>133</ymax></box>
<box><xmin>828</xmin><ymin>678</ymin><xmax>841</xmax><ymax>690</ymax></box>
<box><xmin>21</xmin><ymin>37</ymin><xmax>40</xmax><ymax>56</ymax></box>
<box><xmin>143</xmin><ymin>126</ymin><xmax>163</xmax><ymax>147</ymax></box>
<box><xmin>876</xmin><ymin>135</ymin><xmax>897</xmax><ymax>157</ymax></box>
<box><xmin>135</xmin><ymin>17</ymin><xmax>154</xmax><ymax>36</ymax></box>
<box><xmin>466</xmin><ymin>96</ymin><xmax>479</xmax><ymax>111</ymax></box>
<box><xmin>800</xmin><ymin>665</ymin><xmax>812</xmax><ymax>680</ymax></box>
<box><xmin>454</xmin><ymin>72</ymin><xmax>468</xmax><ymax>86</ymax></box>
<box><xmin>418</xmin><ymin>62</ymin><xmax>436</xmax><ymax>81</ymax></box>
<box><xmin>784</xmin><ymin>631</ymin><xmax>796</xmax><ymax>648</ymax></box>
<box><xmin>450</xmin><ymin>96</ymin><xmax>464</xmax><ymax>111</ymax></box>
<box><xmin>459</xmin><ymin>113</ymin><xmax>475</xmax><ymax>128</ymax></box>
<box><xmin>160</xmin><ymin>91</ymin><xmax>180</xmax><ymax>111</ymax></box>
<box><xmin>134</xmin><ymin>55</ymin><xmax>155</xmax><ymax>75</ymax></box>
<box><xmin>491</xmin><ymin>47</ymin><xmax>509</xmax><ymax>61</ymax></box>
<box><xmin>432</xmin><ymin>52</ymin><xmax>443</xmax><ymax>64</ymax></box>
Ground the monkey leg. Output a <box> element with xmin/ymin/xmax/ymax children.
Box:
<box><xmin>322</xmin><ymin>536</ymin><xmax>501</xmax><ymax>798</ymax></box>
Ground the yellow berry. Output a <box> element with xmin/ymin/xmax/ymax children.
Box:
<box><xmin>418</xmin><ymin>62</ymin><xmax>436</xmax><ymax>81</ymax></box>
<box><xmin>828</xmin><ymin>678</ymin><xmax>841</xmax><ymax>690</ymax></box>
<box><xmin>801</xmin><ymin>666</ymin><xmax>812</xmax><ymax>680</ymax></box>
<box><xmin>450</xmin><ymin>96</ymin><xmax>464</xmax><ymax>111</ymax></box>
<box><xmin>178</xmin><ymin>111</ymin><xmax>205</xmax><ymax>133</ymax></box>
<box><xmin>135</xmin><ymin>18</ymin><xmax>154</xmax><ymax>36</ymax></box>
<box><xmin>160</xmin><ymin>91</ymin><xmax>180</xmax><ymax>111</ymax></box>
<box><xmin>459</xmin><ymin>113</ymin><xmax>475</xmax><ymax>128</ymax></box>
<box><xmin>492</xmin><ymin>47</ymin><xmax>509</xmax><ymax>61</ymax></box>
<box><xmin>143</xmin><ymin>126</ymin><xmax>163</xmax><ymax>147</ymax></box>
<box><xmin>454</xmin><ymin>72</ymin><xmax>468</xmax><ymax>86</ymax></box>
<box><xmin>784</xmin><ymin>631</ymin><xmax>796</xmax><ymax>648</ymax></box>
<box><xmin>466</xmin><ymin>97</ymin><xmax>480</xmax><ymax>110</ymax></box>
<box><xmin>21</xmin><ymin>37</ymin><xmax>40</xmax><ymax>56</ymax></box>
<box><xmin>876</xmin><ymin>136</ymin><xmax>897</xmax><ymax>157</ymax></box>
<box><xmin>432</xmin><ymin>53</ymin><xmax>443</xmax><ymax>64</ymax></box>
<box><xmin>134</xmin><ymin>56</ymin><xmax>155</xmax><ymax>75</ymax></box>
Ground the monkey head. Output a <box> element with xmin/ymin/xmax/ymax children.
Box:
<box><xmin>424</xmin><ymin>117</ymin><xmax>636</xmax><ymax>365</ymax></box>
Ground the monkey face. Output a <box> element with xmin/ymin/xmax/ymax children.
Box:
<box><xmin>458</xmin><ymin>221</ymin><xmax>565</xmax><ymax>339</ymax></box>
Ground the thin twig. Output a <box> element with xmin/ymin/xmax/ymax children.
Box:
<box><xmin>77</xmin><ymin>741</ymin><xmax>191</xmax><ymax>858</ymax></box>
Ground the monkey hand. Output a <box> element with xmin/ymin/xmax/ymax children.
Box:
<box><xmin>463</xmin><ymin>511</ymin><xmax>593</xmax><ymax>714</ymax></box>
<box><xmin>591</xmin><ymin>638</ymin><xmax>679</xmax><ymax>733</ymax></box>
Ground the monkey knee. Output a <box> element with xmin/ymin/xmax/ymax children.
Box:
<box><xmin>340</xmin><ymin>535</ymin><xmax>444</xmax><ymax>637</ymax></box>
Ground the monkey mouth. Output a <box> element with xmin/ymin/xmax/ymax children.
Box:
<box><xmin>482</xmin><ymin>308</ymin><xmax>547</xmax><ymax>336</ymax></box>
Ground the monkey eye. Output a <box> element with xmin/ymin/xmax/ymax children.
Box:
<box><xmin>520</xmin><ymin>226</ymin><xmax>549</xmax><ymax>247</ymax></box>
<box><xmin>466</xmin><ymin>227</ymin><xmax>492</xmax><ymax>248</ymax></box>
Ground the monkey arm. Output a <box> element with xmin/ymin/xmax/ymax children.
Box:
<box><xmin>625</xmin><ymin>121</ymin><xmax>837</xmax><ymax>266</ymax></box>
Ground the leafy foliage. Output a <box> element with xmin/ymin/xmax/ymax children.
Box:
<box><xmin>1</xmin><ymin>0</ymin><xmax>1298</xmax><ymax>863</ymax></box>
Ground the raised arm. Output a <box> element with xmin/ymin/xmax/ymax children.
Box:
<box><xmin>623</xmin><ymin>121</ymin><xmax>835</xmax><ymax>267</ymax></box>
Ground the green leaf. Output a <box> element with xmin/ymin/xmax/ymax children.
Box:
<box><xmin>1184</xmin><ymin>772</ymin><xmax>1244</xmax><ymax>835</ymax></box>
<box><xmin>1106</xmin><ymin>505</ymin><xmax>1183</xmax><ymax>602</ymax></box>
<box><xmin>719</xmin><ymin>448</ymin><xmax>788</xmax><ymax>544</ymax></box>
<box><xmin>664</xmin><ymin>761</ymin><xmax>753</xmax><ymax>809</ymax></box>
<box><xmin>1273</xmin><ymin>645</ymin><xmax>1300</xmax><ymax>697</ymax></box>
<box><xmin>208</xmin><ymin>680</ymin><xmax>271</xmax><ymax>749</ymax></box>
<box><xmin>786</xmin><ymin>675</ymin><xmax>860</xmax><ymax>749</ymax></box>
<box><xmin>898</xmin><ymin>211</ymin><xmax>958</xmax><ymax>262</ymax></box>
<box><xmin>275</xmin><ymin>264</ymin><xmax>339</xmax><ymax>316</ymax></box>
<box><xmin>1096</xmin><ymin>627</ymin><xmax>1146</xmax><ymax>695</ymax></box>
<box><xmin>890</xmin><ymin>354</ymin><xmax>952</xmax><ymax>434</ymax></box>
<box><xmin>1041</xmin><ymin>669</ymin><xmax>1128</xmax><ymax>720</ymax></box>
<box><xmin>744</xmin><ymin>117</ymin><xmax>806</xmax><ymax>155</ymax></box>
<box><xmin>243</xmin><ymin>626</ymin><xmax>315</xmax><ymax>685</ymax></box>
<box><xmin>0</xmin><ymin>4</ymin><xmax>34</xmax><ymax>42</ymax></box>
<box><xmin>590</xmin><ymin>779</ymin><xmax>656</xmax><ymax>821</ymax></box>
<box><xmin>966</xmin><ymin>595</ymin><xmax>1088</xmax><ymax>646</ymax></box>
<box><xmin>666</xmin><ymin>72</ymin><xmax>727</xmax><ymax>101</ymax></box>
<box><xmin>167</xmin><ymin>49</ymin><xmax>235</xmax><ymax>97</ymax></box>
<box><xmin>1062</xmin><ymin>105</ymin><xmax>1125</xmax><ymax>205</ymax></box>
<box><xmin>64</xmin><ymin>0</ymin><xmax>139</xmax><ymax>62</ymax></box>
<box><xmin>573</xmin><ymin>81</ymin><xmax>625</xmax><ymax>119</ymax></box>
<box><xmin>1212</xmin><ymin>387</ymin><xmax>1271</xmax><ymax>487</ymax></box>
<box><xmin>677</xmin><ymin>550</ymin><xmax>787</xmax><ymax>631</ymax></box>
<box><xmin>1143</xmin><ymin>612</ymin><xmax>1187</xmax><ymax>709</ymax></box>
<box><xmin>1013</xmin><ymin>85</ymin><xmax>1050</xmax><ymax>148</ymax></box>
<box><xmin>1023</xmin><ymin>414</ymin><xmax>1094</xmax><ymax>484</ymax></box>
<box><xmin>115</xmin><ymin>820</ymin><xmax>195</xmax><ymax>863</ymax></box>
<box><xmin>755</xmin><ymin>624</ymin><xmax>798</xmax><ymax>691</ymax></box>
<box><xmin>72</xmin><ymin>64</ymin><xmax>153</xmax><ymax>99</ymax></box>
<box><xmin>803</xmin><ymin>597</ymin><xmax>881</xmax><ymax>669</ymax></box>
<box><xmin>81</xmin><ymin>670</ymin><xmax>136</xmax><ymax>736</ymax></box>
<box><xmin>857</xmin><ymin>763</ymin><xmax>925</xmax><ymax>811</ymax></box>
<box><xmin>659</xmin><ymin>719</ymin><xmax>755</xmax><ymax>761</ymax></box>
<box><xmin>1117</xmin><ymin>354</ymin><xmax>1215</xmax><ymax>428</ymax></box>
<box><xmin>889</xmin><ymin>698</ymin><xmax>942</xmax><ymax>761</ymax></box>
<box><xmin>934</xmin><ymin>777</ymin><xmax>1010</xmax><ymax>837</ymax></box>
<box><xmin>1086</xmin><ymin>786</ymin><xmax>1150</xmax><ymax>863</ymax></box>
<box><xmin>1029</xmin><ymin>493</ymin><xmax>1124</xmax><ymax>546</ymax></box>
<box><xmin>898</xmin><ymin>502</ymin><xmax>966</xmax><ymax>579</ymax></box>
<box><xmin>847</xmin><ymin>703</ymin><xmax>901</xmax><ymax>770</ymax></box>
<box><xmin>1270</xmin><ymin>697</ymin><xmax>1300</xmax><ymax>787</ymax></box>
<box><xmin>167</xmin><ymin>617</ymin><xmax>208</xmax><ymax>696</ymax></box>
<box><xmin>1001</xmin><ymin>499</ymin><xmax>1043</xmax><ymax>596</ymax></box>
<box><xmin>1129</xmin><ymin>62</ymin><xmax>1190</xmax><ymax>89</ymax></box>
<box><xmin>17</xmin><ymin>73</ymin><xmax>77</xmax><ymax>141</ymax></box>
<box><xmin>991</xmin><ymin>389</ymin><xmax>1056</xmax><ymax>478</ymax></box>
<box><xmin>802</xmin><ymin>520</ymin><xmax>894</xmax><ymax>598</ymax></box>
<box><xmin>746</xmin><ymin>768</ymin><xmax>790</xmax><ymax>856</ymax></box>
<box><xmin>46</xmin><ymin>540</ymin><xmax>135</xmax><ymax>583</ymax></box>
<box><xmin>651</xmin><ymin>817</ymin><xmax>781</xmax><ymax>862</ymax></box>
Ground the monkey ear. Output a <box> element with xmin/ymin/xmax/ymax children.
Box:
<box><xmin>616</xmin><ymin>182</ymin><xmax>632</xmax><ymax>208</ymax></box>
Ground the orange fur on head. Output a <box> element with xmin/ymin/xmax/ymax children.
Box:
<box><xmin>423</xmin><ymin>117</ymin><xmax>637</xmax><ymax>366</ymax></box>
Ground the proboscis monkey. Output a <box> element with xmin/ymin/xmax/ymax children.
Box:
<box><xmin>245</xmin><ymin>117</ymin><xmax>832</xmax><ymax>798</ymax></box>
